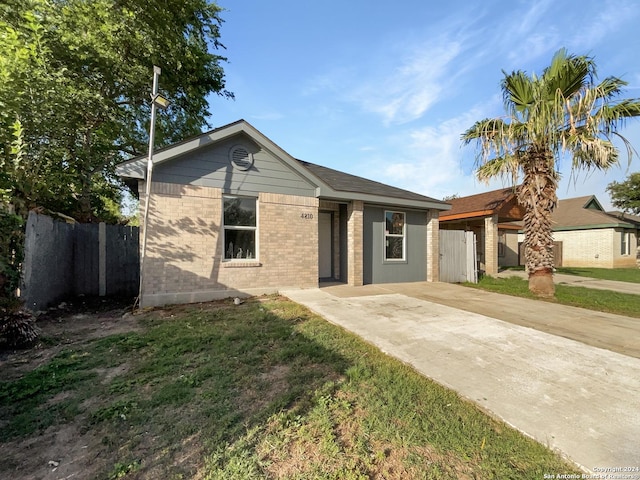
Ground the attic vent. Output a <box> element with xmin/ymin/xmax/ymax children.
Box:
<box><xmin>229</xmin><ymin>145</ymin><xmax>254</xmax><ymax>171</ymax></box>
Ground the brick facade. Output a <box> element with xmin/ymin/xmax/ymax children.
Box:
<box><xmin>347</xmin><ymin>200</ymin><xmax>364</xmax><ymax>286</ymax></box>
<box><xmin>484</xmin><ymin>214</ymin><xmax>499</xmax><ymax>275</ymax></box>
<box><xmin>139</xmin><ymin>182</ymin><xmax>319</xmax><ymax>307</ymax></box>
<box><xmin>426</xmin><ymin>210</ymin><xmax>439</xmax><ymax>282</ymax></box>
<box><xmin>553</xmin><ymin>228</ymin><xmax>638</xmax><ymax>268</ymax></box>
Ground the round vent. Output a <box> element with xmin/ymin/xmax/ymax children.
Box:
<box><xmin>229</xmin><ymin>145</ymin><xmax>254</xmax><ymax>171</ymax></box>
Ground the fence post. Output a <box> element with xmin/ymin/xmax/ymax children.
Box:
<box><xmin>99</xmin><ymin>222</ymin><xmax>106</xmax><ymax>296</ymax></box>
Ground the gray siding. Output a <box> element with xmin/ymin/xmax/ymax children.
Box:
<box><xmin>363</xmin><ymin>206</ymin><xmax>427</xmax><ymax>284</ymax></box>
<box><xmin>152</xmin><ymin>134</ymin><xmax>317</xmax><ymax>197</ymax></box>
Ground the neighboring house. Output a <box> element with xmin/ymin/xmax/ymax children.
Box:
<box><xmin>546</xmin><ymin>196</ymin><xmax>639</xmax><ymax>268</ymax></box>
<box><xmin>607</xmin><ymin>210</ymin><xmax>640</xmax><ymax>267</ymax></box>
<box><xmin>439</xmin><ymin>188</ymin><xmax>525</xmax><ymax>275</ymax></box>
<box><xmin>116</xmin><ymin>120</ymin><xmax>449</xmax><ymax>307</ymax></box>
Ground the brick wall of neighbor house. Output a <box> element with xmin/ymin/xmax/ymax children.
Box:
<box><xmin>552</xmin><ymin>229</ymin><xmax>616</xmax><ymax>268</ymax></box>
<box><xmin>498</xmin><ymin>230</ymin><xmax>520</xmax><ymax>267</ymax></box>
<box><xmin>613</xmin><ymin>228</ymin><xmax>639</xmax><ymax>268</ymax></box>
<box><xmin>139</xmin><ymin>182</ymin><xmax>318</xmax><ymax>306</ymax></box>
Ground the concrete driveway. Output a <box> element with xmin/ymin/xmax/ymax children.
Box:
<box><xmin>281</xmin><ymin>282</ymin><xmax>640</xmax><ymax>472</ymax></box>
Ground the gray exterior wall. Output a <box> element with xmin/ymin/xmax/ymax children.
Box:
<box><xmin>363</xmin><ymin>206</ymin><xmax>427</xmax><ymax>284</ymax></box>
<box><xmin>152</xmin><ymin>133</ymin><xmax>317</xmax><ymax>198</ymax></box>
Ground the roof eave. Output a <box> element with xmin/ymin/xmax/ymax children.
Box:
<box><xmin>553</xmin><ymin>222</ymin><xmax>635</xmax><ymax>231</ymax></box>
<box><xmin>319</xmin><ymin>189</ymin><xmax>450</xmax><ymax>211</ymax></box>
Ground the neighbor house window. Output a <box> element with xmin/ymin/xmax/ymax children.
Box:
<box><xmin>384</xmin><ymin>211</ymin><xmax>405</xmax><ymax>261</ymax></box>
<box><xmin>223</xmin><ymin>195</ymin><xmax>257</xmax><ymax>260</ymax></box>
<box><xmin>621</xmin><ymin>231</ymin><xmax>631</xmax><ymax>256</ymax></box>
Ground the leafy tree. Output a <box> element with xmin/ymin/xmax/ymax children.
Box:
<box><xmin>607</xmin><ymin>172</ymin><xmax>640</xmax><ymax>214</ymax></box>
<box><xmin>0</xmin><ymin>0</ymin><xmax>231</xmax><ymax>316</ymax></box>
<box><xmin>462</xmin><ymin>49</ymin><xmax>640</xmax><ymax>297</ymax></box>
<box><xmin>0</xmin><ymin>0</ymin><xmax>232</xmax><ymax>222</ymax></box>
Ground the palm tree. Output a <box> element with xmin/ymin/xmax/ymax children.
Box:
<box><xmin>462</xmin><ymin>49</ymin><xmax>640</xmax><ymax>297</ymax></box>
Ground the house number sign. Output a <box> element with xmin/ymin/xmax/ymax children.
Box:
<box><xmin>301</xmin><ymin>213</ymin><xmax>314</xmax><ymax>219</ymax></box>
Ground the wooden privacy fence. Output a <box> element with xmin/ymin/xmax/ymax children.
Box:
<box><xmin>21</xmin><ymin>212</ymin><xmax>139</xmax><ymax>311</ymax></box>
<box><xmin>439</xmin><ymin>230</ymin><xmax>478</xmax><ymax>283</ymax></box>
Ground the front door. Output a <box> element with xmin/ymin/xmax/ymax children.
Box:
<box><xmin>318</xmin><ymin>212</ymin><xmax>332</xmax><ymax>279</ymax></box>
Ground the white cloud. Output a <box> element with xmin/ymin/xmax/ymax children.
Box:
<box><xmin>569</xmin><ymin>1</ymin><xmax>638</xmax><ymax>48</ymax></box>
<box><xmin>351</xmin><ymin>39</ymin><xmax>464</xmax><ymax>125</ymax></box>
<box><xmin>357</xmin><ymin>108</ymin><xmax>497</xmax><ymax>199</ymax></box>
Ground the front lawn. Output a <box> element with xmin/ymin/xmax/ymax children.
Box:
<box><xmin>0</xmin><ymin>297</ymin><xmax>579</xmax><ymax>479</ymax></box>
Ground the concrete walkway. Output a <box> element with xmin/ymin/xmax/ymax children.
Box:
<box><xmin>496</xmin><ymin>269</ymin><xmax>640</xmax><ymax>295</ymax></box>
<box><xmin>281</xmin><ymin>282</ymin><xmax>640</xmax><ymax>472</ymax></box>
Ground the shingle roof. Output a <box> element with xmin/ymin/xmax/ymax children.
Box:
<box><xmin>551</xmin><ymin>196</ymin><xmax>635</xmax><ymax>230</ymax></box>
<box><xmin>607</xmin><ymin>210</ymin><xmax>640</xmax><ymax>226</ymax></box>
<box><xmin>438</xmin><ymin>187</ymin><xmax>521</xmax><ymax>221</ymax></box>
<box><xmin>297</xmin><ymin>159</ymin><xmax>446</xmax><ymax>205</ymax></box>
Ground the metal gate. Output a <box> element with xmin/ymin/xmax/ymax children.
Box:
<box><xmin>439</xmin><ymin>230</ymin><xmax>477</xmax><ymax>283</ymax></box>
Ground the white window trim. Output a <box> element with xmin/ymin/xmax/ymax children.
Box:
<box><xmin>621</xmin><ymin>231</ymin><xmax>631</xmax><ymax>256</ymax></box>
<box><xmin>222</xmin><ymin>195</ymin><xmax>259</xmax><ymax>262</ymax></box>
<box><xmin>384</xmin><ymin>210</ymin><xmax>406</xmax><ymax>262</ymax></box>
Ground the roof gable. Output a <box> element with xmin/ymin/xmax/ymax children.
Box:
<box><xmin>552</xmin><ymin>196</ymin><xmax>635</xmax><ymax>230</ymax></box>
<box><xmin>116</xmin><ymin>119</ymin><xmax>449</xmax><ymax>211</ymax></box>
<box><xmin>583</xmin><ymin>195</ymin><xmax>604</xmax><ymax>211</ymax></box>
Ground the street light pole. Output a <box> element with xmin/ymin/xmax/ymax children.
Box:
<box><xmin>137</xmin><ymin>66</ymin><xmax>162</xmax><ymax>309</ymax></box>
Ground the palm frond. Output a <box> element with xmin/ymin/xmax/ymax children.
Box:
<box><xmin>502</xmin><ymin>71</ymin><xmax>534</xmax><ymax>115</ymax></box>
<box><xmin>596</xmin><ymin>76</ymin><xmax>627</xmax><ymax>100</ymax></box>
<box><xmin>461</xmin><ymin>118</ymin><xmax>506</xmax><ymax>143</ymax></box>
<box><xmin>543</xmin><ymin>49</ymin><xmax>594</xmax><ymax>99</ymax></box>
<box><xmin>567</xmin><ymin>136</ymin><xmax>619</xmax><ymax>171</ymax></box>
<box><xmin>475</xmin><ymin>154</ymin><xmax>520</xmax><ymax>183</ymax></box>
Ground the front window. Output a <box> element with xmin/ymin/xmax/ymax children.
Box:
<box><xmin>384</xmin><ymin>211</ymin><xmax>405</xmax><ymax>261</ymax></box>
<box><xmin>223</xmin><ymin>196</ymin><xmax>257</xmax><ymax>260</ymax></box>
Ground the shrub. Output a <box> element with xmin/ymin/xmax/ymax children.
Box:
<box><xmin>0</xmin><ymin>300</ymin><xmax>39</xmax><ymax>349</ymax></box>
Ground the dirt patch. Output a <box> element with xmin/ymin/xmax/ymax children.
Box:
<box><xmin>0</xmin><ymin>296</ymin><xmax>139</xmax><ymax>382</ymax></box>
<box><xmin>0</xmin><ymin>297</ymin><xmax>140</xmax><ymax>480</ymax></box>
<box><xmin>236</xmin><ymin>364</ymin><xmax>292</xmax><ymax>416</ymax></box>
<box><xmin>1</xmin><ymin>423</ymin><xmax>107</xmax><ymax>480</ymax></box>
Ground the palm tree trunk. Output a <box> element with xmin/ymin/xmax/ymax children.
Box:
<box><xmin>517</xmin><ymin>150</ymin><xmax>557</xmax><ymax>297</ymax></box>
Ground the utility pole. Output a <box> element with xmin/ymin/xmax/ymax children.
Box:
<box><xmin>137</xmin><ymin>66</ymin><xmax>169</xmax><ymax>309</ymax></box>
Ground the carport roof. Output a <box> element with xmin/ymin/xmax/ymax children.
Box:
<box><xmin>439</xmin><ymin>187</ymin><xmax>524</xmax><ymax>222</ymax></box>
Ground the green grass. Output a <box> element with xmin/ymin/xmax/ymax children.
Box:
<box><xmin>554</xmin><ymin>266</ymin><xmax>640</xmax><ymax>283</ymax></box>
<box><xmin>502</xmin><ymin>265</ymin><xmax>640</xmax><ymax>283</ymax></box>
<box><xmin>0</xmin><ymin>297</ymin><xmax>580</xmax><ymax>479</ymax></box>
<box><xmin>470</xmin><ymin>275</ymin><xmax>640</xmax><ymax>317</ymax></box>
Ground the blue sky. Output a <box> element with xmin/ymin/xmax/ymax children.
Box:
<box><xmin>207</xmin><ymin>0</ymin><xmax>640</xmax><ymax>209</ymax></box>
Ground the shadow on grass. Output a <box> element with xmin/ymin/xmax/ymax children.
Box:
<box><xmin>0</xmin><ymin>297</ymin><xmax>353</xmax><ymax>478</ymax></box>
<box><xmin>0</xmin><ymin>295</ymin><xmax>581</xmax><ymax>480</ymax></box>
